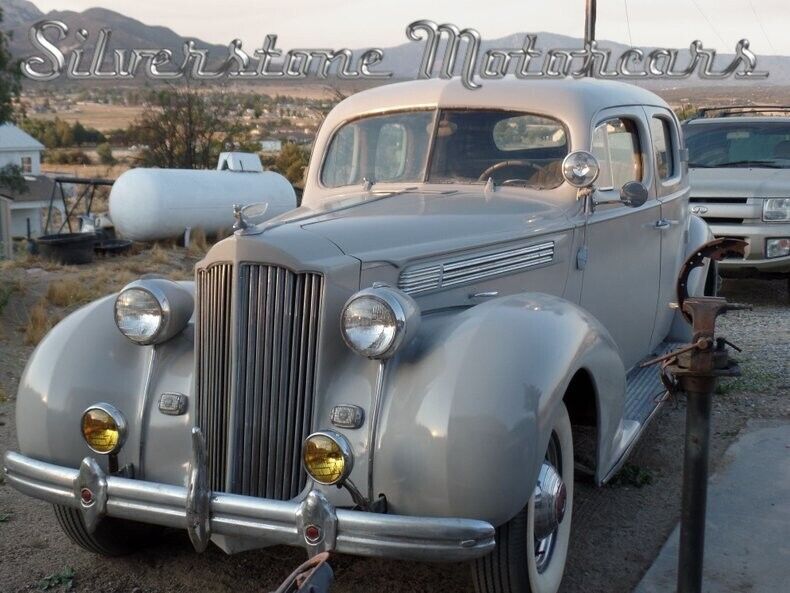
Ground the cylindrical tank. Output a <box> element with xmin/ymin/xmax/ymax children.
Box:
<box><xmin>109</xmin><ymin>168</ymin><xmax>296</xmax><ymax>241</ymax></box>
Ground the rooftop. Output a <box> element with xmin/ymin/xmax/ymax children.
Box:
<box><xmin>0</xmin><ymin>123</ymin><xmax>44</xmax><ymax>152</ymax></box>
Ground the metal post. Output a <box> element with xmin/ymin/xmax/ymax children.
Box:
<box><xmin>677</xmin><ymin>384</ymin><xmax>713</xmax><ymax>593</ymax></box>
<box><xmin>584</xmin><ymin>0</ymin><xmax>597</xmax><ymax>48</ymax></box>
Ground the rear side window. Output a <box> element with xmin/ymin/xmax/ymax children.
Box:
<box><xmin>592</xmin><ymin>118</ymin><xmax>643</xmax><ymax>190</ymax></box>
<box><xmin>651</xmin><ymin>117</ymin><xmax>675</xmax><ymax>180</ymax></box>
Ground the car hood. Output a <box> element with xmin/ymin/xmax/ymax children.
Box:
<box><xmin>689</xmin><ymin>168</ymin><xmax>790</xmax><ymax>198</ymax></box>
<box><xmin>289</xmin><ymin>188</ymin><xmax>571</xmax><ymax>264</ymax></box>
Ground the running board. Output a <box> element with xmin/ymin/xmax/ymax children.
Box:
<box><xmin>601</xmin><ymin>341</ymin><xmax>683</xmax><ymax>483</ymax></box>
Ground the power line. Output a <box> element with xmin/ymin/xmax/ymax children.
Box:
<box><xmin>747</xmin><ymin>0</ymin><xmax>776</xmax><ymax>54</ymax></box>
<box><xmin>689</xmin><ymin>0</ymin><xmax>727</xmax><ymax>46</ymax></box>
<box><xmin>623</xmin><ymin>0</ymin><xmax>634</xmax><ymax>46</ymax></box>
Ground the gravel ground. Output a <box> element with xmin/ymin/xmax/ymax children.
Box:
<box><xmin>0</xmin><ymin>277</ymin><xmax>787</xmax><ymax>593</ymax></box>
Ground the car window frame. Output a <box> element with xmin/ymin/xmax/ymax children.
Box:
<box><xmin>591</xmin><ymin>116</ymin><xmax>645</xmax><ymax>192</ymax></box>
<box><xmin>649</xmin><ymin>112</ymin><xmax>683</xmax><ymax>195</ymax></box>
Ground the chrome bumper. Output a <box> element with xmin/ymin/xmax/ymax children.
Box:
<box><xmin>3</xmin><ymin>439</ymin><xmax>495</xmax><ymax>562</ymax></box>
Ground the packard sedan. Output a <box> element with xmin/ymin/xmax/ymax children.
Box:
<box><xmin>4</xmin><ymin>78</ymin><xmax>713</xmax><ymax>593</ymax></box>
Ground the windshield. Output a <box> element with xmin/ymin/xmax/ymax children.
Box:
<box><xmin>321</xmin><ymin>109</ymin><xmax>568</xmax><ymax>189</ymax></box>
<box><xmin>686</xmin><ymin>121</ymin><xmax>790</xmax><ymax>169</ymax></box>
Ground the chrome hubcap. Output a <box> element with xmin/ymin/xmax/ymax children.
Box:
<box><xmin>532</xmin><ymin>432</ymin><xmax>565</xmax><ymax>573</ymax></box>
<box><xmin>533</xmin><ymin>461</ymin><xmax>566</xmax><ymax>540</ymax></box>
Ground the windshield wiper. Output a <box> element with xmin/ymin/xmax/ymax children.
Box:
<box><xmin>688</xmin><ymin>162</ymin><xmax>714</xmax><ymax>168</ymax></box>
<box><xmin>716</xmin><ymin>160</ymin><xmax>784</xmax><ymax>169</ymax></box>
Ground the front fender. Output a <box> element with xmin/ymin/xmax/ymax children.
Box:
<box><xmin>373</xmin><ymin>292</ymin><xmax>625</xmax><ymax>527</ymax></box>
<box><xmin>15</xmin><ymin>285</ymin><xmax>196</xmax><ymax>485</ymax></box>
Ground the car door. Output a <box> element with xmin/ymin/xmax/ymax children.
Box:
<box><xmin>643</xmin><ymin>106</ymin><xmax>689</xmax><ymax>347</ymax></box>
<box><xmin>579</xmin><ymin>107</ymin><xmax>662</xmax><ymax>370</ymax></box>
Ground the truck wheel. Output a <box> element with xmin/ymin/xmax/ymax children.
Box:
<box><xmin>53</xmin><ymin>504</ymin><xmax>161</xmax><ymax>556</ymax></box>
<box><xmin>472</xmin><ymin>403</ymin><xmax>573</xmax><ymax>593</ymax></box>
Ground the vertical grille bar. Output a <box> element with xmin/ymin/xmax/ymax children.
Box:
<box><xmin>195</xmin><ymin>263</ymin><xmax>234</xmax><ymax>493</ymax></box>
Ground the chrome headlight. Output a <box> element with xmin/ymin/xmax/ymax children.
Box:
<box><xmin>763</xmin><ymin>198</ymin><xmax>790</xmax><ymax>222</ymax></box>
<box><xmin>340</xmin><ymin>286</ymin><xmax>420</xmax><ymax>359</ymax></box>
<box><xmin>114</xmin><ymin>279</ymin><xmax>193</xmax><ymax>345</ymax></box>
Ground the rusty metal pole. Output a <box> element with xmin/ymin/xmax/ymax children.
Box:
<box><xmin>662</xmin><ymin>299</ymin><xmax>747</xmax><ymax>593</ymax></box>
<box><xmin>641</xmin><ymin>239</ymin><xmax>751</xmax><ymax>593</ymax></box>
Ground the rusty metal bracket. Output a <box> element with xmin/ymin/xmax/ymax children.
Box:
<box><xmin>675</xmin><ymin>237</ymin><xmax>747</xmax><ymax>324</ymax></box>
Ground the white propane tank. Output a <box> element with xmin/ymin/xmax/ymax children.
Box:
<box><xmin>109</xmin><ymin>168</ymin><xmax>296</xmax><ymax>241</ymax></box>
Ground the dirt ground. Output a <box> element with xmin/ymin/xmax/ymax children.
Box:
<box><xmin>0</xmin><ymin>266</ymin><xmax>787</xmax><ymax>593</ymax></box>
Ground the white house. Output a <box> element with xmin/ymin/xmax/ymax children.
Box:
<box><xmin>0</xmin><ymin>123</ymin><xmax>43</xmax><ymax>175</ymax></box>
<box><xmin>0</xmin><ymin>124</ymin><xmax>59</xmax><ymax>254</ymax></box>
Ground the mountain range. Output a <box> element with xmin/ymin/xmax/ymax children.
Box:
<box><xmin>2</xmin><ymin>0</ymin><xmax>789</xmax><ymax>87</ymax></box>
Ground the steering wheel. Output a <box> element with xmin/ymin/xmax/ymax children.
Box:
<box><xmin>477</xmin><ymin>160</ymin><xmax>545</xmax><ymax>182</ymax></box>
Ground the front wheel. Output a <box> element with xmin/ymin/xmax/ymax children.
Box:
<box><xmin>53</xmin><ymin>505</ymin><xmax>162</xmax><ymax>556</ymax></box>
<box><xmin>472</xmin><ymin>403</ymin><xmax>574</xmax><ymax>593</ymax></box>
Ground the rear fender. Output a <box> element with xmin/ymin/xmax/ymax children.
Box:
<box><xmin>373</xmin><ymin>292</ymin><xmax>625</xmax><ymax>526</ymax></box>
<box><xmin>668</xmin><ymin>214</ymin><xmax>715</xmax><ymax>342</ymax></box>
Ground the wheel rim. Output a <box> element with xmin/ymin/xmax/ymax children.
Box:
<box><xmin>533</xmin><ymin>431</ymin><xmax>562</xmax><ymax>573</ymax></box>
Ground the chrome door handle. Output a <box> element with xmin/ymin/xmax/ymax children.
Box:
<box><xmin>655</xmin><ymin>218</ymin><xmax>672</xmax><ymax>229</ymax></box>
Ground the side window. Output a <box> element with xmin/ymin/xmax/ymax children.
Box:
<box><xmin>651</xmin><ymin>117</ymin><xmax>675</xmax><ymax>180</ymax></box>
<box><xmin>20</xmin><ymin>156</ymin><xmax>32</xmax><ymax>174</ymax></box>
<box><xmin>591</xmin><ymin>118</ymin><xmax>643</xmax><ymax>190</ymax></box>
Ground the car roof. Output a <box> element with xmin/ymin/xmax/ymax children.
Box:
<box><xmin>685</xmin><ymin>116</ymin><xmax>790</xmax><ymax>125</ymax></box>
<box><xmin>326</xmin><ymin>77</ymin><xmax>671</xmax><ymax>127</ymax></box>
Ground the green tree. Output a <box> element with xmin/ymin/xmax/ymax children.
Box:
<box><xmin>0</xmin><ymin>7</ymin><xmax>26</xmax><ymax>194</ymax></box>
<box><xmin>271</xmin><ymin>143</ymin><xmax>309</xmax><ymax>185</ymax></box>
<box><xmin>129</xmin><ymin>86</ymin><xmax>251</xmax><ymax>169</ymax></box>
<box><xmin>97</xmin><ymin>142</ymin><xmax>115</xmax><ymax>165</ymax></box>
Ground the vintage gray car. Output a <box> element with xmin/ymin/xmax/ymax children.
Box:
<box><xmin>684</xmin><ymin>107</ymin><xmax>790</xmax><ymax>280</ymax></box>
<box><xmin>5</xmin><ymin>78</ymin><xmax>713</xmax><ymax>593</ymax></box>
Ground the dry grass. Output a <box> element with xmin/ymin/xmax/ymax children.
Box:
<box><xmin>186</xmin><ymin>227</ymin><xmax>210</xmax><ymax>258</ymax></box>
<box><xmin>24</xmin><ymin>299</ymin><xmax>58</xmax><ymax>346</ymax></box>
<box><xmin>27</xmin><ymin>103</ymin><xmax>146</xmax><ymax>131</ymax></box>
<box><xmin>45</xmin><ymin>279</ymin><xmax>94</xmax><ymax>308</ymax></box>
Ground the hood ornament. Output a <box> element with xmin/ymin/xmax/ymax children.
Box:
<box><xmin>233</xmin><ymin>202</ymin><xmax>270</xmax><ymax>233</ymax></box>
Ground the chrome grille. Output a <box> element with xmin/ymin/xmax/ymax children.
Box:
<box><xmin>195</xmin><ymin>263</ymin><xmax>234</xmax><ymax>491</ymax></box>
<box><xmin>233</xmin><ymin>264</ymin><xmax>322</xmax><ymax>499</ymax></box>
<box><xmin>195</xmin><ymin>263</ymin><xmax>323</xmax><ymax>501</ymax></box>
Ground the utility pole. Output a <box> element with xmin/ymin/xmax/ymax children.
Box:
<box><xmin>584</xmin><ymin>0</ymin><xmax>597</xmax><ymax>76</ymax></box>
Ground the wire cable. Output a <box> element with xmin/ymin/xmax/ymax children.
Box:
<box><xmin>689</xmin><ymin>0</ymin><xmax>727</xmax><ymax>46</ymax></box>
<box><xmin>747</xmin><ymin>0</ymin><xmax>776</xmax><ymax>54</ymax></box>
<box><xmin>623</xmin><ymin>0</ymin><xmax>634</xmax><ymax>46</ymax></box>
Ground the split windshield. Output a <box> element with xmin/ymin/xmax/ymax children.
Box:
<box><xmin>686</xmin><ymin>121</ymin><xmax>790</xmax><ymax>169</ymax></box>
<box><xmin>320</xmin><ymin>109</ymin><xmax>569</xmax><ymax>189</ymax></box>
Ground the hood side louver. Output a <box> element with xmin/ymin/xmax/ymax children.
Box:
<box><xmin>399</xmin><ymin>241</ymin><xmax>555</xmax><ymax>295</ymax></box>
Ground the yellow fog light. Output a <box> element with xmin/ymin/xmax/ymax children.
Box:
<box><xmin>302</xmin><ymin>431</ymin><xmax>353</xmax><ymax>485</ymax></box>
<box><xmin>81</xmin><ymin>404</ymin><xmax>126</xmax><ymax>455</ymax></box>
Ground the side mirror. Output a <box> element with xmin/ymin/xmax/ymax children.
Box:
<box><xmin>619</xmin><ymin>181</ymin><xmax>649</xmax><ymax>208</ymax></box>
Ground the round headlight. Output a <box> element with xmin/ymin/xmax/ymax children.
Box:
<box><xmin>562</xmin><ymin>150</ymin><xmax>600</xmax><ymax>188</ymax></box>
<box><xmin>114</xmin><ymin>279</ymin><xmax>193</xmax><ymax>346</ymax></box>
<box><xmin>340</xmin><ymin>286</ymin><xmax>420</xmax><ymax>359</ymax></box>
<box><xmin>302</xmin><ymin>431</ymin><xmax>353</xmax><ymax>485</ymax></box>
<box><xmin>81</xmin><ymin>404</ymin><xmax>126</xmax><ymax>454</ymax></box>
<box><xmin>115</xmin><ymin>287</ymin><xmax>164</xmax><ymax>344</ymax></box>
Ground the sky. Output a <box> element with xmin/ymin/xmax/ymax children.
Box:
<box><xmin>31</xmin><ymin>0</ymin><xmax>790</xmax><ymax>56</ymax></box>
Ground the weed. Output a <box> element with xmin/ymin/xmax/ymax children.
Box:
<box><xmin>0</xmin><ymin>512</ymin><xmax>11</xmax><ymax>522</ymax></box>
<box><xmin>45</xmin><ymin>279</ymin><xmax>93</xmax><ymax>308</ymax></box>
<box><xmin>186</xmin><ymin>227</ymin><xmax>210</xmax><ymax>258</ymax></box>
<box><xmin>0</xmin><ymin>385</ymin><xmax>7</xmax><ymax>403</ymax></box>
<box><xmin>609</xmin><ymin>463</ymin><xmax>654</xmax><ymax>488</ymax></box>
<box><xmin>25</xmin><ymin>300</ymin><xmax>57</xmax><ymax>346</ymax></box>
<box><xmin>39</xmin><ymin>567</ymin><xmax>75</xmax><ymax>591</ymax></box>
<box><xmin>714</xmin><ymin>359</ymin><xmax>780</xmax><ymax>395</ymax></box>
